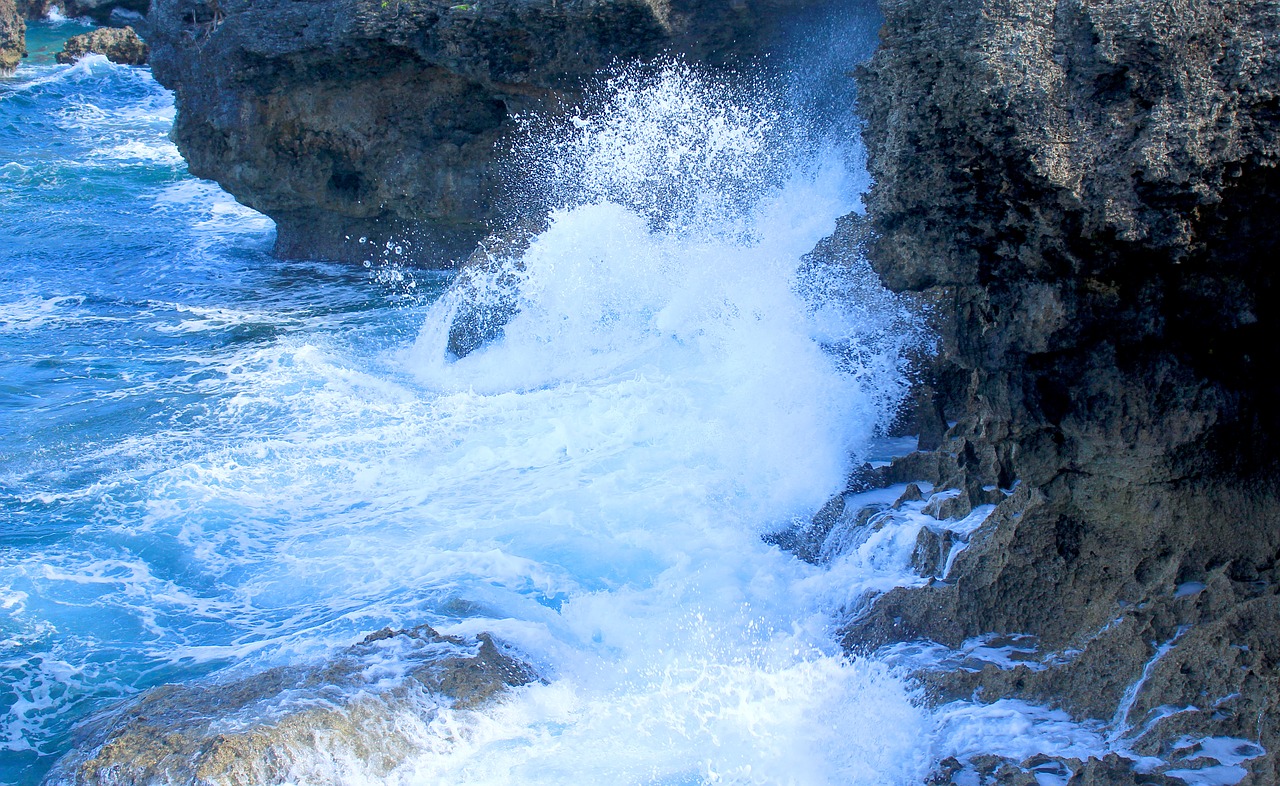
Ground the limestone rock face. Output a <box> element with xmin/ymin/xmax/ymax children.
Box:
<box><xmin>146</xmin><ymin>0</ymin><xmax>823</xmax><ymax>265</ymax></box>
<box><xmin>56</xmin><ymin>25</ymin><xmax>148</xmax><ymax>65</ymax></box>
<box><xmin>845</xmin><ymin>0</ymin><xmax>1280</xmax><ymax>781</ymax></box>
<box><xmin>45</xmin><ymin>625</ymin><xmax>538</xmax><ymax>785</ymax></box>
<box><xmin>1</xmin><ymin>0</ymin><xmax>24</xmax><ymax>75</ymax></box>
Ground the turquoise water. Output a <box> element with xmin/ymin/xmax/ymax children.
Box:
<box><xmin>2</xmin><ymin>25</ymin><xmax>451</xmax><ymax>783</ymax></box>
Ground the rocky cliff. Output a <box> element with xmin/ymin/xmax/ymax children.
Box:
<box><xmin>1</xmin><ymin>0</ymin><xmax>24</xmax><ymax>74</ymax></box>
<box><xmin>146</xmin><ymin>0</ymin><xmax>822</xmax><ymax>265</ymax></box>
<box><xmin>841</xmin><ymin>0</ymin><xmax>1280</xmax><ymax>782</ymax></box>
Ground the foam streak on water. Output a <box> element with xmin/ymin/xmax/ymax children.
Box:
<box><xmin>1</xmin><ymin>26</ymin><xmax>1117</xmax><ymax>786</ymax></box>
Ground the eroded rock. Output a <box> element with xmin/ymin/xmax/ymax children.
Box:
<box><xmin>145</xmin><ymin>0</ymin><xmax>831</xmax><ymax>265</ymax></box>
<box><xmin>843</xmin><ymin>0</ymin><xmax>1280</xmax><ymax>780</ymax></box>
<box><xmin>1</xmin><ymin>0</ymin><xmax>24</xmax><ymax>75</ymax></box>
<box><xmin>56</xmin><ymin>25</ymin><xmax>147</xmax><ymax>65</ymax></box>
<box><xmin>45</xmin><ymin>625</ymin><xmax>539</xmax><ymax>785</ymax></box>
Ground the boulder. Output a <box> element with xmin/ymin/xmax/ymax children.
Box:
<box><xmin>56</xmin><ymin>24</ymin><xmax>147</xmax><ymax>65</ymax></box>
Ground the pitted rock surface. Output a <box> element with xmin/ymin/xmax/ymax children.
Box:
<box><xmin>840</xmin><ymin>0</ymin><xmax>1280</xmax><ymax>782</ymax></box>
<box><xmin>44</xmin><ymin>626</ymin><xmax>538</xmax><ymax>786</ymax></box>
<box><xmin>56</xmin><ymin>25</ymin><xmax>148</xmax><ymax>65</ymax></box>
<box><xmin>145</xmin><ymin>0</ymin><xmax>831</xmax><ymax>265</ymax></box>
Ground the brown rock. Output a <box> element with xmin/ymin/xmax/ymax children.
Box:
<box><xmin>56</xmin><ymin>25</ymin><xmax>148</xmax><ymax>65</ymax></box>
<box><xmin>842</xmin><ymin>0</ymin><xmax>1280</xmax><ymax>778</ymax></box>
<box><xmin>0</xmin><ymin>0</ymin><xmax>24</xmax><ymax>75</ymax></box>
<box><xmin>45</xmin><ymin>625</ymin><xmax>539</xmax><ymax>785</ymax></box>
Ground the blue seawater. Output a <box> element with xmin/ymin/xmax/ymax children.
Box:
<box><xmin>2</xmin><ymin>25</ymin><xmax>450</xmax><ymax>784</ymax></box>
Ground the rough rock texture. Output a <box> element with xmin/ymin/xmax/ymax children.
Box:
<box><xmin>44</xmin><ymin>625</ymin><xmax>538</xmax><ymax>785</ymax></box>
<box><xmin>839</xmin><ymin>0</ymin><xmax>1280</xmax><ymax>782</ymax></box>
<box><xmin>146</xmin><ymin>0</ymin><xmax>826</xmax><ymax>265</ymax></box>
<box><xmin>1</xmin><ymin>0</ymin><xmax>24</xmax><ymax>74</ymax></box>
<box><xmin>56</xmin><ymin>24</ymin><xmax>147</xmax><ymax>64</ymax></box>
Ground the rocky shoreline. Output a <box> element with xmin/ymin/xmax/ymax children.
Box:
<box><xmin>45</xmin><ymin>626</ymin><xmax>539</xmax><ymax>785</ymax></box>
<box><xmin>14</xmin><ymin>0</ymin><xmax>1280</xmax><ymax>782</ymax></box>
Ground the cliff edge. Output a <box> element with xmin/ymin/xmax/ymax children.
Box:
<box><xmin>845</xmin><ymin>0</ymin><xmax>1280</xmax><ymax>781</ymax></box>
<box><xmin>146</xmin><ymin>0</ymin><xmax>821</xmax><ymax>265</ymax></box>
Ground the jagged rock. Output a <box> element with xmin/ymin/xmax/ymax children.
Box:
<box><xmin>1</xmin><ymin>0</ymin><xmax>24</xmax><ymax>74</ymax></box>
<box><xmin>894</xmin><ymin>482</ymin><xmax>924</xmax><ymax>506</ymax></box>
<box><xmin>764</xmin><ymin>492</ymin><xmax>846</xmax><ymax>564</ymax></box>
<box><xmin>910</xmin><ymin>524</ymin><xmax>956</xmax><ymax>579</ymax></box>
<box><xmin>145</xmin><ymin>0</ymin><xmax>829</xmax><ymax>265</ymax></box>
<box><xmin>56</xmin><ymin>25</ymin><xmax>147</xmax><ymax>65</ymax></box>
<box><xmin>844</xmin><ymin>1</ymin><xmax>1280</xmax><ymax>777</ymax></box>
<box><xmin>922</xmin><ymin>490</ymin><xmax>971</xmax><ymax>521</ymax></box>
<box><xmin>441</xmin><ymin>218</ymin><xmax>546</xmax><ymax>358</ymax></box>
<box><xmin>45</xmin><ymin>625</ymin><xmax>539</xmax><ymax>785</ymax></box>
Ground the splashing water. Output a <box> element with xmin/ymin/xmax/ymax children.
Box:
<box><xmin>0</xmin><ymin>19</ymin><xmax>1122</xmax><ymax>786</ymax></box>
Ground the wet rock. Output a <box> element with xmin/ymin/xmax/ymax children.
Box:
<box><xmin>765</xmin><ymin>493</ymin><xmax>845</xmax><ymax>564</ymax></box>
<box><xmin>894</xmin><ymin>482</ymin><xmax>925</xmax><ymax>506</ymax></box>
<box><xmin>844</xmin><ymin>0</ymin><xmax>1280</xmax><ymax>777</ymax></box>
<box><xmin>46</xmin><ymin>625</ymin><xmax>539</xmax><ymax>785</ymax></box>
<box><xmin>145</xmin><ymin>0</ymin><xmax>831</xmax><ymax>265</ymax></box>
<box><xmin>1</xmin><ymin>0</ymin><xmax>23</xmax><ymax>75</ymax></box>
<box><xmin>56</xmin><ymin>25</ymin><xmax>147</xmax><ymax>65</ymax></box>
<box><xmin>922</xmin><ymin>490</ymin><xmax>972</xmax><ymax>521</ymax></box>
<box><xmin>910</xmin><ymin>525</ymin><xmax>957</xmax><ymax>579</ymax></box>
<box><xmin>442</xmin><ymin>219</ymin><xmax>545</xmax><ymax>358</ymax></box>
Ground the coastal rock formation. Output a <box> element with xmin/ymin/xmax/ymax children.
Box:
<box><xmin>1</xmin><ymin>0</ymin><xmax>24</xmax><ymax>74</ymax></box>
<box><xmin>146</xmin><ymin>0</ymin><xmax>825</xmax><ymax>265</ymax></box>
<box><xmin>841</xmin><ymin>0</ymin><xmax>1280</xmax><ymax>781</ymax></box>
<box><xmin>45</xmin><ymin>625</ymin><xmax>538</xmax><ymax>785</ymax></box>
<box><xmin>56</xmin><ymin>24</ymin><xmax>147</xmax><ymax>64</ymax></box>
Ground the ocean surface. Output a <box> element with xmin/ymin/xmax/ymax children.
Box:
<box><xmin>2</xmin><ymin>17</ymin><xmax>1113</xmax><ymax>786</ymax></box>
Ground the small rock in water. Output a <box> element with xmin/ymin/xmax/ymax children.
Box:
<box><xmin>56</xmin><ymin>25</ymin><xmax>148</xmax><ymax>66</ymax></box>
<box><xmin>895</xmin><ymin>482</ymin><xmax>925</xmax><ymax>506</ymax></box>
<box><xmin>445</xmin><ymin>219</ymin><xmax>545</xmax><ymax>359</ymax></box>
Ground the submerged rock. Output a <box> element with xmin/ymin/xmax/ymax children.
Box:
<box><xmin>843</xmin><ymin>0</ymin><xmax>1280</xmax><ymax>780</ymax></box>
<box><xmin>1</xmin><ymin>0</ymin><xmax>24</xmax><ymax>75</ymax></box>
<box><xmin>45</xmin><ymin>625</ymin><xmax>539</xmax><ymax>785</ymax></box>
<box><xmin>144</xmin><ymin>0</ymin><xmax>830</xmax><ymax>265</ymax></box>
<box><xmin>442</xmin><ymin>219</ymin><xmax>545</xmax><ymax>359</ymax></box>
<box><xmin>56</xmin><ymin>25</ymin><xmax>148</xmax><ymax>65</ymax></box>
